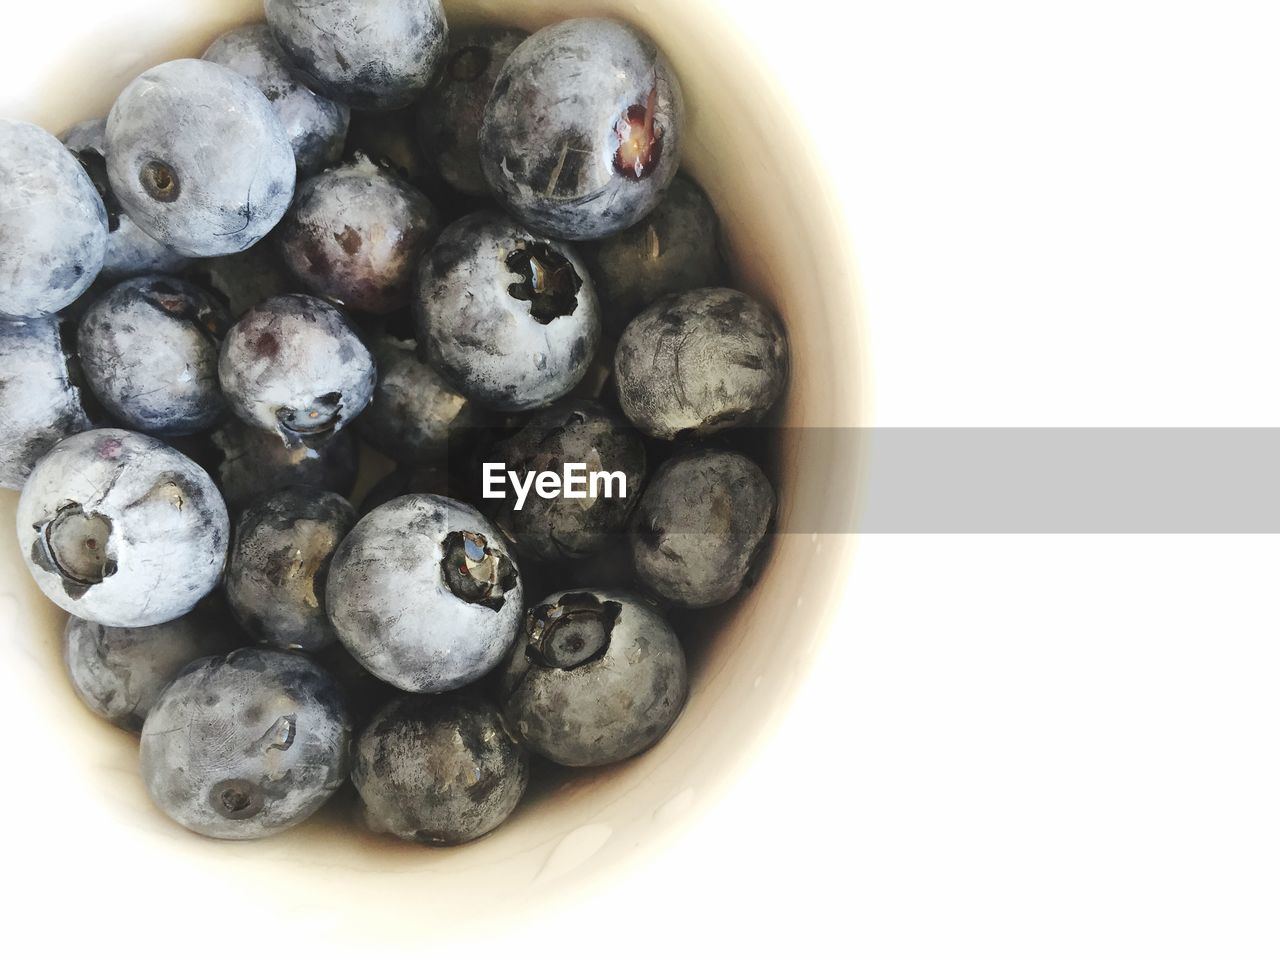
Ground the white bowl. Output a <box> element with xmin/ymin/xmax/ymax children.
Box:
<box><xmin>0</xmin><ymin>0</ymin><xmax>862</xmax><ymax>943</ymax></box>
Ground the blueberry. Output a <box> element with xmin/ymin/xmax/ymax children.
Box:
<box><xmin>218</xmin><ymin>294</ymin><xmax>375</xmax><ymax>448</ymax></box>
<box><xmin>17</xmin><ymin>429</ymin><xmax>229</xmax><ymax>627</ymax></box>
<box><xmin>182</xmin><ymin>240</ymin><xmax>296</xmax><ymax>321</ymax></box>
<box><xmin>105</xmin><ymin>60</ymin><xmax>296</xmax><ymax>257</ymax></box>
<box><xmin>630</xmin><ymin>448</ymin><xmax>775</xmax><ymax>607</ymax></box>
<box><xmin>415</xmin><ymin>212</ymin><xmax>601</xmax><ymax>411</ymax></box>
<box><xmin>489</xmin><ymin>400</ymin><xmax>646</xmax><ymax>562</ymax></box>
<box><xmin>356</xmin><ymin>335</ymin><xmax>475</xmax><ymax>464</ymax></box>
<box><xmin>416</xmin><ymin>28</ymin><xmax>527</xmax><ymax>197</ymax></box>
<box><xmin>499</xmin><ymin>588</ymin><xmax>687</xmax><ymax>766</ymax></box>
<box><xmin>140</xmin><ymin>647</ymin><xmax>352</xmax><ymax>840</ymax></box>
<box><xmin>77</xmin><ymin>276</ymin><xmax>231</xmax><ymax>436</ymax></box>
<box><xmin>326</xmin><ymin>494</ymin><xmax>523</xmax><ymax>693</ymax></box>
<box><xmin>266</xmin><ymin>0</ymin><xmax>449</xmax><ymax>111</ymax></box>
<box><xmin>479</xmin><ymin>20</ymin><xmax>684</xmax><ymax>240</ymax></box>
<box><xmin>225</xmin><ymin>487</ymin><xmax>356</xmax><ymax>651</ymax></box>
<box><xmin>614</xmin><ymin>288</ymin><xmax>789</xmax><ymax>440</ymax></box>
<box><xmin>0</xmin><ymin>120</ymin><xmax>108</xmax><ymax>318</ymax></box>
<box><xmin>0</xmin><ymin>314</ymin><xmax>93</xmax><ymax>489</ymax></box>
<box><xmin>352</xmin><ymin>693</ymin><xmax>528</xmax><ymax>845</ymax></box>
<box><xmin>585</xmin><ymin>175</ymin><xmax>724</xmax><ymax>334</ymax></box>
<box><xmin>63</xmin><ymin>609</ymin><xmax>235</xmax><ymax>733</ymax></box>
<box><xmin>277</xmin><ymin>156</ymin><xmax>440</xmax><ymax>314</ymax></box>
<box><xmin>60</xmin><ymin>119</ymin><xmax>190</xmax><ymax>280</ymax></box>
<box><xmin>203</xmin><ymin>24</ymin><xmax>351</xmax><ymax>176</ymax></box>
<box><xmin>209</xmin><ymin>419</ymin><xmax>359</xmax><ymax>514</ymax></box>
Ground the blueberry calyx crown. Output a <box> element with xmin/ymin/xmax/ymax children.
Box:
<box><xmin>505</xmin><ymin>242</ymin><xmax>582</xmax><ymax>323</ymax></box>
<box><xmin>276</xmin><ymin>393</ymin><xmax>344</xmax><ymax>448</ymax></box>
<box><xmin>524</xmin><ymin>592</ymin><xmax>622</xmax><ymax>670</ymax></box>
<box><xmin>613</xmin><ymin>86</ymin><xmax>663</xmax><ymax>181</ymax></box>
<box><xmin>440</xmin><ymin>530</ymin><xmax>518</xmax><ymax>611</ymax></box>
<box><xmin>32</xmin><ymin>502</ymin><xmax>117</xmax><ymax>600</ymax></box>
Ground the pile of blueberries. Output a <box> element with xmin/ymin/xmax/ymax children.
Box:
<box><xmin>0</xmin><ymin>0</ymin><xmax>788</xmax><ymax>845</ymax></box>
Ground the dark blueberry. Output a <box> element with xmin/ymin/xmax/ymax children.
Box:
<box><xmin>489</xmin><ymin>400</ymin><xmax>646</xmax><ymax>562</ymax></box>
<box><xmin>0</xmin><ymin>120</ymin><xmax>108</xmax><ymax>318</ymax></box>
<box><xmin>265</xmin><ymin>0</ymin><xmax>449</xmax><ymax>111</ymax></box>
<box><xmin>182</xmin><ymin>240</ymin><xmax>296</xmax><ymax>320</ymax></box>
<box><xmin>204</xmin><ymin>24</ymin><xmax>351</xmax><ymax>176</ymax></box>
<box><xmin>416</xmin><ymin>28</ymin><xmax>526</xmax><ymax>196</ymax></box>
<box><xmin>415</xmin><ymin>212</ymin><xmax>600</xmax><ymax>411</ymax></box>
<box><xmin>353</xmin><ymin>693</ymin><xmax>528</xmax><ymax>845</ymax></box>
<box><xmin>0</xmin><ymin>314</ymin><xmax>93</xmax><ymax>489</ymax></box>
<box><xmin>225</xmin><ymin>487</ymin><xmax>357</xmax><ymax>651</ymax></box>
<box><xmin>17</xmin><ymin>429</ymin><xmax>229</xmax><ymax>626</ymax></box>
<box><xmin>61</xmin><ymin>118</ymin><xmax>191</xmax><ymax>280</ymax></box>
<box><xmin>277</xmin><ymin>156</ymin><xmax>440</xmax><ymax>314</ymax></box>
<box><xmin>356</xmin><ymin>336</ymin><xmax>475</xmax><ymax>464</ymax></box>
<box><xmin>499</xmin><ymin>588</ymin><xmax>687</xmax><ymax>766</ymax></box>
<box><xmin>479</xmin><ymin>20</ymin><xmax>684</xmax><ymax>240</ymax></box>
<box><xmin>77</xmin><ymin>276</ymin><xmax>231</xmax><ymax>436</ymax></box>
<box><xmin>630</xmin><ymin>448</ymin><xmax>775</xmax><ymax>608</ymax></box>
<box><xmin>209</xmin><ymin>419</ymin><xmax>359</xmax><ymax>514</ymax></box>
<box><xmin>105</xmin><ymin>60</ymin><xmax>296</xmax><ymax>257</ymax></box>
<box><xmin>218</xmin><ymin>294</ymin><xmax>375</xmax><ymax>448</ymax></box>
<box><xmin>140</xmin><ymin>647</ymin><xmax>352</xmax><ymax>839</ymax></box>
<box><xmin>63</xmin><ymin>610</ymin><xmax>236</xmax><ymax>733</ymax></box>
<box><xmin>585</xmin><ymin>175</ymin><xmax>724</xmax><ymax>334</ymax></box>
<box><xmin>326</xmin><ymin>494</ymin><xmax>523</xmax><ymax>693</ymax></box>
<box><xmin>360</xmin><ymin>464</ymin><xmax>458</xmax><ymax>515</ymax></box>
<box><xmin>614</xmin><ymin>287</ymin><xmax>789</xmax><ymax>440</ymax></box>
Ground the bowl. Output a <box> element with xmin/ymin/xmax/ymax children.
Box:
<box><xmin>0</xmin><ymin>0</ymin><xmax>862</xmax><ymax>943</ymax></box>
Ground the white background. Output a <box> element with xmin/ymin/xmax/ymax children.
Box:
<box><xmin>5</xmin><ymin>1</ymin><xmax>1280</xmax><ymax>956</ymax></box>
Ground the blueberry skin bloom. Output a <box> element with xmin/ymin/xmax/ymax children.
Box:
<box><xmin>105</xmin><ymin>59</ymin><xmax>296</xmax><ymax>257</ymax></box>
<box><xmin>140</xmin><ymin>647</ymin><xmax>352</xmax><ymax>840</ymax></box>
<box><xmin>416</xmin><ymin>27</ymin><xmax>527</xmax><ymax>196</ymax></box>
<box><xmin>61</xmin><ymin>119</ymin><xmax>190</xmax><ymax>280</ymax></box>
<box><xmin>490</xmin><ymin>400</ymin><xmax>646</xmax><ymax>562</ymax></box>
<box><xmin>0</xmin><ymin>315</ymin><xmax>92</xmax><ymax>489</ymax></box>
<box><xmin>479</xmin><ymin>19</ymin><xmax>684</xmax><ymax>241</ymax></box>
<box><xmin>631</xmin><ymin>449</ymin><xmax>775</xmax><ymax>608</ymax></box>
<box><xmin>78</xmin><ymin>276</ymin><xmax>231</xmax><ymax>437</ymax></box>
<box><xmin>356</xmin><ymin>336</ymin><xmax>475</xmax><ymax>465</ymax></box>
<box><xmin>614</xmin><ymin>288</ymin><xmax>789</xmax><ymax>440</ymax></box>
<box><xmin>63</xmin><ymin>611</ymin><xmax>235</xmax><ymax>733</ymax></box>
<box><xmin>225</xmin><ymin>488</ymin><xmax>356</xmax><ymax>651</ymax></box>
<box><xmin>0</xmin><ymin>120</ymin><xmax>108</xmax><ymax>318</ymax></box>
<box><xmin>17</xmin><ymin>429</ymin><xmax>229</xmax><ymax>627</ymax></box>
<box><xmin>203</xmin><ymin>24</ymin><xmax>351</xmax><ymax>177</ymax></box>
<box><xmin>266</xmin><ymin>0</ymin><xmax>449</xmax><ymax>111</ymax></box>
<box><xmin>277</xmin><ymin>156</ymin><xmax>440</xmax><ymax>314</ymax></box>
<box><xmin>585</xmin><ymin>175</ymin><xmax>723</xmax><ymax>335</ymax></box>
<box><xmin>415</xmin><ymin>212</ymin><xmax>601</xmax><ymax>412</ymax></box>
<box><xmin>499</xmin><ymin>588</ymin><xmax>688</xmax><ymax>767</ymax></box>
<box><xmin>327</xmin><ymin>494</ymin><xmax>523</xmax><ymax>693</ymax></box>
<box><xmin>353</xmin><ymin>694</ymin><xmax>528</xmax><ymax>846</ymax></box>
<box><xmin>210</xmin><ymin>419</ymin><xmax>359</xmax><ymax>513</ymax></box>
<box><xmin>218</xmin><ymin>294</ymin><xmax>375</xmax><ymax>449</ymax></box>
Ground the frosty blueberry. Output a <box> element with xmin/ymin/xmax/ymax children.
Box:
<box><xmin>499</xmin><ymin>588</ymin><xmax>688</xmax><ymax>766</ymax></box>
<box><xmin>0</xmin><ymin>119</ymin><xmax>108</xmax><ymax>318</ymax></box>
<box><xmin>353</xmin><ymin>694</ymin><xmax>528</xmax><ymax>846</ymax></box>
<box><xmin>326</xmin><ymin>494</ymin><xmax>523</xmax><ymax>693</ymax></box>
<box><xmin>218</xmin><ymin>294</ymin><xmax>375</xmax><ymax>448</ymax></box>
<box><xmin>479</xmin><ymin>19</ymin><xmax>684</xmax><ymax>240</ymax></box>
<box><xmin>105</xmin><ymin>59</ymin><xmax>296</xmax><ymax>257</ymax></box>
<box><xmin>204</xmin><ymin>24</ymin><xmax>350</xmax><ymax>176</ymax></box>
<box><xmin>209</xmin><ymin>419</ymin><xmax>359</xmax><ymax>513</ymax></box>
<box><xmin>140</xmin><ymin>647</ymin><xmax>352</xmax><ymax>840</ymax></box>
<box><xmin>415</xmin><ymin>212</ymin><xmax>601</xmax><ymax>411</ymax></box>
<box><xmin>17</xmin><ymin>429</ymin><xmax>229</xmax><ymax>627</ymax></box>
<box><xmin>614</xmin><ymin>288</ymin><xmax>789</xmax><ymax>440</ymax></box>
<box><xmin>630</xmin><ymin>448</ymin><xmax>775</xmax><ymax>607</ymax></box>
<box><xmin>277</xmin><ymin>156</ymin><xmax>440</xmax><ymax>314</ymax></box>
<box><xmin>0</xmin><ymin>314</ymin><xmax>93</xmax><ymax>489</ymax></box>
<box><xmin>225</xmin><ymin>488</ymin><xmax>356</xmax><ymax>651</ymax></box>
<box><xmin>78</xmin><ymin>276</ymin><xmax>231</xmax><ymax>436</ymax></box>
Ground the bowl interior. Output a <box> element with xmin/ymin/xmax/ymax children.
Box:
<box><xmin>0</xmin><ymin>0</ymin><xmax>862</xmax><ymax>937</ymax></box>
